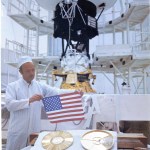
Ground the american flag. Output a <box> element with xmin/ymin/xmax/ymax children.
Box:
<box><xmin>42</xmin><ymin>92</ymin><xmax>85</xmax><ymax>123</ymax></box>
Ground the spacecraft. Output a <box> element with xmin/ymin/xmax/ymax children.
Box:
<box><xmin>52</xmin><ymin>0</ymin><xmax>106</xmax><ymax>93</ymax></box>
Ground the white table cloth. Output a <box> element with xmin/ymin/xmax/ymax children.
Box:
<box><xmin>116</xmin><ymin>94</ymin><xmax>150</xmax><ymax>121</ymax></box>
<box><xmin>21</xmin><ymin>130</ymin><xmax>117</xmax><ymax>150</ymax></box>
<box><xmin>39</xmin><ymin>94</ymin><xmax>150</xmax><ymax>131</ymax></box>
<box><xmin>91</xmin><ymin>94</ymin><xmax>150</xmax><ymax>129</ymax></box>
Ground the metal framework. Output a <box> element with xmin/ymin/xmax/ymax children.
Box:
<box><xmin>2</xmin><ymin>0</ymin><xmax>150</xmax><ymax>94</ymax></box>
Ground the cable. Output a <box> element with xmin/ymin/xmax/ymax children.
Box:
<box><xmin>54</xmin><ymin>123</ymin><xmax>57</xmax><ymax>131</ymax></box>
<box><xmin>76</xmin><ymin>4</ymin><xmax>86</xmax><ymax>25</ymax></box>
<box><xmin>2</xmin><ymin>118</ymin><xmax>9</xmax><ymax>129</ymax></box>
<box><xmin>68</xmin><ymin>19</ymin><xmax>71</xmax><ymax>47</ymax></box>
<box><xmin>73</xmin><ymin>120</ymin><xmax>83</xmax><ymax>125</ymax></box>
<box><xmin>2</xmin><ymin>108</ymin><xmax>10</xmax><ymax>129</ymax></box>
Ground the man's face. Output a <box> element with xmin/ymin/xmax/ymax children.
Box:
<box><xmin>20</xmin><ymin>62</ymin><xmax>35</xmax><ymax>83</ymax></box>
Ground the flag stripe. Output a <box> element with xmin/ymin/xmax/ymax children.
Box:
<box><xmin>62</xmin><ymin>105</ymin><xmax>83</xmax><ymax>109</ymax></box>
<box><xmin>61</xmin><ymin>98</ymin><xmax>82</xmax><ymax>103</ymax></box>
<box><xmin>48</xmin><ymin>113</ymin><xmax>84</xmax><ymax>119</ymax></box>
<box><xmin>46</xmin><ymin>107</ymin><xmax>84</xmax><ymax>114</ymax></box>
<box><xmin>50</xmin><ymin>118</ymin><xmax>85</xmax><ymax>123</ymax></box>
<box><xmin>47</xmin><ymin>111</ymin><xmax>84</xmax><ymax>118</ymax></box>
<box><xmin>60</xmin><ymin>96</ymin><xmax>82</xmax><ymax>101</ymax></box>
<box><xmin>46</xmin><ymin>109</ymin><xmax>83</xmax><ymax>115</ymax></box>
<box><xmin>62</xmin><ymin>103</ymin><xmax>82</xmax><ymax>107</ymax></box>
<box><xmin>61</xmin><ymin>100</ymin><xmax>82</xmax><ymax>105</ymax></box>
<box><xmin>50</xmin><ymin>115</ymin><xmax>85</xmax><ymax>122</ymax></box>
<box><xmin>60</xmin><ymin>92</ymin><xmax>81</xmax><ymax>97</ymax></box>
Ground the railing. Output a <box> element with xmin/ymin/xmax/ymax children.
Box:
<box><xmin>7</xmin><ymin>0</ymin><xmax>40</xmax><ymax>17</ymax></box>
<box><xmin>98</xmin><ymin>0</ymin><xmax>133</xmax><ymax>25</ymax></box>
<box><xmin>5</xmin><ymin>39</ymin><xmax>36</xmax><ymax>55</ymax></box>
<box><xmin>4</xmin><ymin>39</ymin><xmax>36</xmax><ymax>62</ymax></box>
<box><xmin>7</xmin><ymin>0</ymin><xmax>50</xmax><ymax>21</ymax></box>
<box><xmin>98</xmin><ymin>0</ymin><xmax>149</xmax><ymax>26</ymax></box>
<box><xmin>98</xmin><ymin>10</ymin><xmax>121</xmax><ymax>27</ymax></box>
<box><xmin>132</xmin><ymin>28</ymin><xmax>150</xmax><ymax>51</ymax></box>
<box><xmin>132</xmin><ymin>42</ymin><xmax>150</xmax><ymax>52</ymax></box>
<box><xmin>7</xmin><ymin>0</ymin><xmax>27</xmax><ymax>14</ymax></box>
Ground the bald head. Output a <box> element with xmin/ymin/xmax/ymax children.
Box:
<box><xmin>19</xmin><ymin>62</ymin><xmax>35</xmax><ymax>83</ymax></box>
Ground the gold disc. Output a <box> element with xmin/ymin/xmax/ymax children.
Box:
<box><xmin>42</xmin><ymin>131</ymin><xmax>73</xmax><ymax>150</ymax></box>
<box><xmin>81</xmin><ymin>130</ymin><xmax>114</xmax><ymax>150</ymax></box>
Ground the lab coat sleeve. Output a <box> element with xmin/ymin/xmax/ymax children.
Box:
<box><xmin>6</xmin><ymin>84</ymin><xmax>29</xmax><ymax>112</ymax></box>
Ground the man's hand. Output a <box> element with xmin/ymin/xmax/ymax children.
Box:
<box><xmin>29</xmin><ymin>94</ymin><xmax>43</xmax><ymax>104</ymax></box>
<box><xmin>74</xmin><ymin>90</ymin><xmax>84</xmax><ymax>97</ymax></box>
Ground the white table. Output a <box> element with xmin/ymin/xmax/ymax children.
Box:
<box><xmin>91</xmin><ymin>94</ymin><xmax>150</xmax><ymax>129</ymax></box>
<box><xmin>21</xmin><ymin>130</ymin><xmax>117</xmax><ymax>150</ymax></box>
<box><xmin>40</xmin><ymin>94</ymin><xmax>150</xmax><ymax>131</ymax></box>
<box><xmin>116</xmin><ymin>94</ymin><xmax>150</xmax><ymax>121</ymax></box>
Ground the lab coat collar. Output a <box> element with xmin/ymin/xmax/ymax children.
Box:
<box><xmin>21</xmin><ymin>78</ymin><xmax>35</xmax><ymax>86</ymax></box>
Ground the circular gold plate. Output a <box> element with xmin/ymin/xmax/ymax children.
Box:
<box><xmin>81</xmin><ymin>130</ymin><xmax>114</xmax><ymax>150</ymax></box>
<box><xmin>42</xmin><ymin>131</ymin><xmax>73</xmax><ymax>150</ymax></box>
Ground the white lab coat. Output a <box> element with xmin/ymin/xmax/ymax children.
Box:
<box><xmin>6</xmin><ymin>78</ymin><xmax>72</xmax><ymax>150</ymax></box>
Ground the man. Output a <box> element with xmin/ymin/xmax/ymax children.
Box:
<box><xmin>6</xmin><ymin>56</ymin><xmax>75</xmax><ymax>150</ymax></box>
